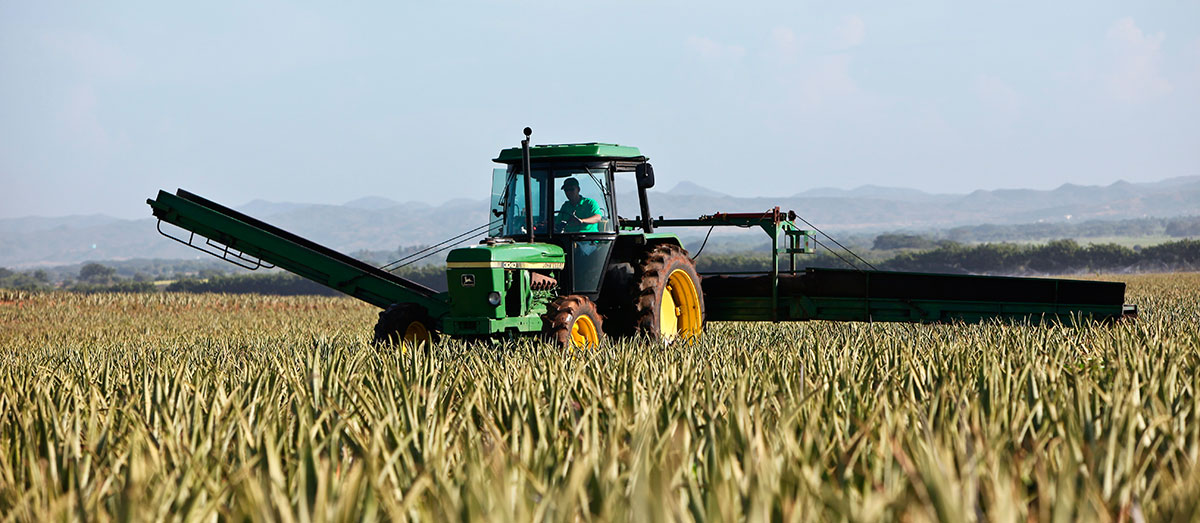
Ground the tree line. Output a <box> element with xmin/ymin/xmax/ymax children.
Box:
<box><xmin>696</xmin><ymin>239</ymin><xmax>1200</xmax><ymax>275</ymax></box>
<box><xmin>903</xmin><ymin>215</ymin><xmax>1200</xmax><ymax>244</ymax></box>
<box><xmin>0</xmin><ymin>263</ymin><xmax>156</xmax><ymax>293</ymax></box>
<box><xmin>879</xmin><ymin>239</ymin><xmax>1199</xmax><ymax>274</ymax></box>
<box><xmin>0</xmin><ymin>262</ymin><xmax>448</xmax><ymax>295</ymax></box>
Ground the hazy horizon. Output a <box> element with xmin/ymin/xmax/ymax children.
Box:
<box><xmin>2</xmin><ymin>173</ymin><xmax>1184</xmax><ymax>221</ymax></box>
<box><xmin>3</xmin><ymin>2</ymin><xmax>1198</xmax><ymax>220</ymax></box>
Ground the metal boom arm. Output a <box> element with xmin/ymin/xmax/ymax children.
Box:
<box><xmin>147</xmin><ymin>189</ymin><xmax>450</xmax><ymax>315</ymax></box>
<box><xmin>624</xmin><ymin>208</ymin><xmax>1135</xmax><ymax>324</ymax></box>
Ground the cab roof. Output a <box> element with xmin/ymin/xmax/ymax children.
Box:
<box><xmin>494</xmin><ymin>143</ymin><xmax>645</xmax><ymax>163</ymax></box>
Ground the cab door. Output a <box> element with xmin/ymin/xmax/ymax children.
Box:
<box><xmin>568</xmin><ymin>236</ymin><xmax>616</xmax><ymax>296</ymax></box>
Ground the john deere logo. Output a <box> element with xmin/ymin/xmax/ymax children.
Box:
<box><xmin>461</xmin><ymin>274</ymin><xmax>475</xmax><ymax>287</ymax></box>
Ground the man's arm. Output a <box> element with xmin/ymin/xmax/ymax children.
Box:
<box><xmin>576</xmin><ymin>213</ymin><xmax>602</xmax><ymax>224</ymax></box>
<box><xmin>575</xmin><ymin>198</ymin><xmax>602</xmax><ymax>223</ymax></box>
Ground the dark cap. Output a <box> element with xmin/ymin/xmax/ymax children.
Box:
<box><xmin>561</xmin><ymin>177</ymin><xmax>580</xmax><ymax>190</ymax></box>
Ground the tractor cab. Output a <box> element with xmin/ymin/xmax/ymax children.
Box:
<box><xmin>487</xmin><ymin>143</ymin><xmax>655</xmax><ymax>297</ymax></box>
<box><xmin>487</xmin><ymin>161</ymin><xmax>617</xmax><ymax>237</ymax></box>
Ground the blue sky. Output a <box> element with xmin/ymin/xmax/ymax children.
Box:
<box><xmin>2</xmin><ymin>1</ymin><xmax>1197</xmax><ymax>219</ymax></box>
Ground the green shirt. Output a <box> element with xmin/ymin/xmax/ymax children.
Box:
<box><xmin>557</xmin><ymin>197</ymin><xmax>602</xmax><ymax>233</ymax></box>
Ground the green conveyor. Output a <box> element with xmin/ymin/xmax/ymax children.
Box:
<box><xmin>147</xmin><ymin>189</ymin><xmax>450</xmax><ymax>315</ymax></box>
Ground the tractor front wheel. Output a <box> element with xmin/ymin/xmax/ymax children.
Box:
<box><xmin>373</xmin><ymin>303</ymin><xmax>437</xmax><ymax>351</ymax></box>
<box><xmin>633</xmin><ymin>244</ymin><xmax>705</xmax><ymax>342</ymax></box>
<box><xmin>544</xmin><ymin>295</ymin><xmax>605</xmax><ymax>349</ymax></box>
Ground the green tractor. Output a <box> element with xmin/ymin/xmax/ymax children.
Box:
<box><xmin>147</xmin><ymin>128</ymin><xmax>1135</xmax><ymax>349</ymax></box>
<box><xmin>422</xmin><ymin>128</ymin><xmax>703</xmax><ymax>347</ymax></box>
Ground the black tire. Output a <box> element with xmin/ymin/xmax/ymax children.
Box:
<box><xmin>373</xmin><ymin>303</ymin><xmax>438</xmax><ymax>350</ymax></box>
<box><xmin>632</xmin><ymin>244</ymin><xmax>705</xmax><ymax>341</ymax></box>
<box><xmin>543</xmin><ymin>295</ymin><xmax>605</xmax><ymax>349</ymax></box>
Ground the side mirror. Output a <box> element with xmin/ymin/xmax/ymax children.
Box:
<box><xmin>635</xmin><ymin>163</ymin><xmax>655</xmax><ymax>189</ymax></box>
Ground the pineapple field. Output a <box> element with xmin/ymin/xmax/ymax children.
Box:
<box><xmin>1</xmin><ymin>273</ymin><xmax>1198</xmax><ymax>521</ymax></box>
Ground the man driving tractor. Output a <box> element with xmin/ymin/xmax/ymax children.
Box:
<box><xmin>556</xmin><ymin>177</ymin><xmax>602</xmax><ymax>233</ymax></box>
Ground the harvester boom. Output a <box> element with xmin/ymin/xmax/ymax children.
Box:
<box><xmin>147</xmin><ymin>189</ymin><xmax>449</xmax><ymax>314</ymax></box>
<box><xmin>628</xmin><ymin>211</ymin><xmax>1135</xmax><ymax>324</ymax></box>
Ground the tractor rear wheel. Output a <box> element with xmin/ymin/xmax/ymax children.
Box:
<box><xmin>544</xmin><ymin>295</ymin><xmax>605</xmax><ymax>349</ymax></box>
<box><xmin>633</xmin><ymin>244</ymin><xmax>705</xmax><ymax>342</ymax></box>
<box><xmin>373</xmin><ymin>303</ymin><xmax>437</xmax><ymax>351</ymax></box>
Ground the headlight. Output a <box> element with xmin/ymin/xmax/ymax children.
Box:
<box><xmin>487</xmin><ymin>291</ymin><xmax>502</xmax><ymax>306</ymax></box>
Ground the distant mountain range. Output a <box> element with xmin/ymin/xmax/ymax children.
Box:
<box><xmin>2</xmin><ymin>176</ymin><xmax>1197</xmax><ymax>268</ymax></box>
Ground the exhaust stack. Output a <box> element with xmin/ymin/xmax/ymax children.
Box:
<box><xmin>521</xmin><ymin>127</ymin><xmax>534</xmax><ymax>244</ymax></box>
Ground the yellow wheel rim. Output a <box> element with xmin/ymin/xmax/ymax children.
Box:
<box><xmin>660</xmin><ymin>284</ymin><xmax>678</xmax><ymax>337</ymax></box>
<box><xmin>569</xmin><ymin>314</ymin><xmax>599</xmax><ymax>349</ymax></box>
<box><xmin>401</xmin><ymin>321</ymin><xmax>431</xmax><ymax>352</ymax></box>
<box><xmin>660</xmin><ymin>269</ymin><xmax>702</xmax><ymax>342</ymax></box>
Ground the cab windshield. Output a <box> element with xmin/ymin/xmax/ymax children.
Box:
<box><xmin>489</xmin><ymin>165</ymin><xmax>614</xmax><ymax>237</ymax></box>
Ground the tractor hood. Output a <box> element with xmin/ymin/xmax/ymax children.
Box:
<box><xmin>446</xmin><ymin>243</ymin><xmax>565</xmax><ymax>269</ymax></box>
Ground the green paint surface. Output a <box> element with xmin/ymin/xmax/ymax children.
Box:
<box><xmin>494</xmin><ymin>143</ymin><xmax>644</xmax><ymax>163</ymax></box>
